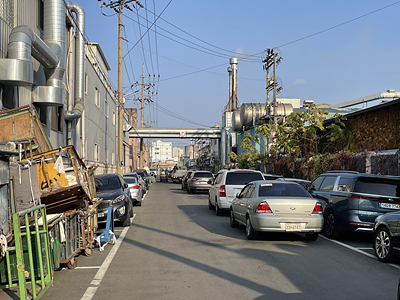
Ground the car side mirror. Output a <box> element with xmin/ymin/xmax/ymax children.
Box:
<box><xmin>236</xmin><ymin>193</ymin><xmax>240</xmax><ymax>198</ymax></box>
<box><xmin>124</xmin><ymin>183</ymin><xmax>128</xmax><ymax>188</ymax></box>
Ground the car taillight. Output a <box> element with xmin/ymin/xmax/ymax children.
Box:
<box><xmin>192</xmin><ymin>178</ymin><xmax>198</xmax><ymax>181</ymax></box>
<box><xmin>255</xmin><ymin>201</ymin><xmax>272</xmax><ymax>213</ymax></box>
<box><xmin>312</xmin><ymin>202</ymin><xmax>323</xmax><ymax>214</ymax></box>
<box><xmin>349</xmin><ymin>194</ymin><xmax>380</xmax><ymax>201</ymax></box>
<box><xmin>219</xmin><ymin>185</ymin><xmax>226</xmax><ymax>197</ymax></box>
<box><xmin>133</xmin><ymin>185</ymin><xmax>140</xmax><ymax>189</ymax></box>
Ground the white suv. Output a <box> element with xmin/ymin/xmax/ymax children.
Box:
<box><xmin>208</xmin><ymin>169</ymin><xmax>264</xmax><ymax>216</ymax></box>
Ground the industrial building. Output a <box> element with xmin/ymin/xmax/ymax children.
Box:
<box><xmin>0</xmin><ymin>0</ymin><xmax>130</xmax><ymax>173</ymax></box>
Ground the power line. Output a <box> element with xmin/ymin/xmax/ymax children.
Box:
<box><xmin>123</xmin><ymin>0</ymin><xmax>173</xmax><ymax>59</ymax></box>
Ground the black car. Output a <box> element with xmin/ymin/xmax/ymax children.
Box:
<box><xmin>373</xmin><ymin>211</ymin><xmax>400</xmax><ymax>262</ymax></box>
<box><xmin>308</xmin><ymin>171</ymin><xmax>400</xmax><ymax>239</ymax></box>
<box><xmin>133</xmin><ymin>169</ymin><xmax>150</xmax><ymax>190</ymax></box>
<box><xmin>95</xmin><ymin>174</ymin><xmax>132</xmax><ymax>227</ymax></box>
<box><xmin>181</xmin><ymin>170</ymin><xmax>197</xmax><ymax>191</ymax></box>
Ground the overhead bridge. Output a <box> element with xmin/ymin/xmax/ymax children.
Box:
<box><xmin>128</xmin><ymin>128</ymin><xmax>221</xmax><ymax>139</ymax></box>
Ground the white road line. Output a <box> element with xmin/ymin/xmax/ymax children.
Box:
<box><xmin>320</xmin><ymin>235</ymin><xmax>400</xmax><ymax>270</ymax></box>
<box><xmin>356</xmin><ymin>247</ymin><xmax>373</xmax><ymax>250</ymax></box>
<box><xmin>75</xmin><ymin>266</ymin><xmax>101</xmax><ymax>269</ymax></box>
<box><xmin>80</xmin><ymin>215</ymin><xmax>134</xmax><ymax>300</ymax></box>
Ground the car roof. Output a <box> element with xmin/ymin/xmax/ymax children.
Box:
<box><xmin>95</xmin><ymin>173</ymin><xmax>119</xmax><ymax>179</ymax></box>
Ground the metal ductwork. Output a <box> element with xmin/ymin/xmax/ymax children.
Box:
<box><xmin>32</xmin><ymin>0</ymin><xmax>66</xmax><ymax>106</ymax></box>
<box><xmin>65</xmin><ymin>2</ymin><xmax>85</xmax><ymax>120</ymax></box>
<box><xmin>232</xmin><ymin>110</ymin><xmax>241</xmax><ymax>132</ymax></box>
<box><xmin>0</xmin><ymin>25</ymin><xmax>59</xmax><ymax>86</ymax></box>
<box><xmin>271</xmin><ymin>103</ymin><xmax>293</xmax><ymax>123</ymax></box>
<box><xmin>240</xmin><ymin>103</ymin><xmax>268</xmax><ymax>128</ymax></box>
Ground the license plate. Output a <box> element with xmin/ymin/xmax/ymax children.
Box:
<box><xmin>285</xmin><ymin>223</ymin><xmax>302</xmax><ymax>232</ymax></box>
<box><xmin>198</xmin><ymin>182</ymin><xmax>206</xmax><ymax>184</ymax></box>
<box><xmin>98</xmin><ymin>212</ymin><xmax>105</xmax><ymax>218</ymax></box>
<box><xmin>380</xmin><ymin>203</ymin><xmax>400</xmax><ymax>209</ymax></box>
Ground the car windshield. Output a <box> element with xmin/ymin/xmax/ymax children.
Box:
<box><xmin>354</xmin><ymin>177</ymin><xmax>400</xmax><ymax>197</ymax></box>
<box><xmin>258</xmin><ymin>183</ymin><xmax>311</xmax><ymax>197</ymax></box>
<box><xmin>95</xmin><ymin>176</ymin><xmax>121</xmax><ymax>191</ymax></box>
<box><xmin>123</xmin><ymin>177</ymin><xmax>137</xmax><ymax>184</ymax></box>
<box><xmin>174</xmin><ymin>170</ymin><xmax>186</xmax><ymax>176</ymax></box>
<box><xmin>226</xmin><ymin>172</ymin><xmax>264</xmax><ymax>185</ymax></box>
<box><xmin>194</xmin><ymin>172</ymin><xmax>213</xmax><ymax>178</ymax></box>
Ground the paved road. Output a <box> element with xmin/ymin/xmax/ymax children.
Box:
<box><xmin>7</xmin><ymin>180</ymin><xmax>400</xmax><ymax>300</ymax></box>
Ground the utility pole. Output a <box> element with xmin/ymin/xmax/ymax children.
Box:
<box><xmin>262</xmin><ymin>49</ymin><xmax>283</xmax><ymax>125</ymax></box>
<box><xmin>103</xmin><ymin>0</ymin><xmax>143</xmax><ymax>175</ymax></box>
<box><xmin>134</xmin><ymin>64</ymin><xmax>156</xmax><ymax>168</ymax></box>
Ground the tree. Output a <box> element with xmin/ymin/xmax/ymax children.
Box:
<box><xmin>264</xmin><ymin>104</ymin><xmax>346</xmax><ymax>158</ymax></box>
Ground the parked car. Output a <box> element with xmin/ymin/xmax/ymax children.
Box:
<box><xmin>208</xmin><ymin>169</ymin><xmax>264</xmax><ymax>216</ymax></box>
<box><xmin>372</xmin><ymin>211</ymin><xmax>400</xmax><ymax>262</ymax></box>
<box><xmin>172</xmin><ymin>169</ymin><xmax>186</xmax><ymax>183</ymax></box>
<box><xmin>95</xmin><ymin>174</ymin><xmax>132</xmax><ymax>227</ymax></box>
<box><xmin>123</xmin><ymin>176</ymin><xmax>143</xmax><ymax>206</ymax></box>
<box><xmin>133</xmin><ymin>169</ymin><xmax>150</xmax><ymax>190</ymax></box>
<box><xmin>276</xmin><ymin>177</ymin><xmax>311</xmax><ymax>188</ymax></box>
<box><xmin>308</xmin><ymin>171</ymin><xmax>400</xmax><ymax>239</ymax></box>
<box><xmin>160</xmin><ymin>171</ymin><xmax>168</xmax><ymax>182</ymax></box>
<box><xmin>181</xmin><ymin>170</ymin><xmax>197</xmax><ymax>191</ymax></box>
<box><xmin>230</xmin><ymin>180</ymin><xmax>323</xmax><ymax>240</ymax></box>
<box><xmin>187</xmin><ymin>171</ymin><xmax>214</xmax><ymax>194</ymax></box>
<box><xmin>263</xmin><ymin>173</ymin><xmax>283</xmax><ymax>180</ymax></box>
<box><xmin>124</xmin><ymin>172</ymin><xmax>146</xmax><ymax>197</ymax></box>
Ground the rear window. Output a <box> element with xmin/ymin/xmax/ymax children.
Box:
<box><xmin>259</xmin><ymin>183</ymin><xmax>311</xmax><ymax>197</ymax></box>
<box><xmin>225</xmin><ymin>172</ymin><xmax>264</xmax><ymax>185</ymax></box>
<box><xmin>123</xmin><ymin>177</ymin><xmax>137</xmax><ymax>184</ymax></box>
<box><xmin>95</xmin><ymin>176</ymin><xmax>121</xmax><ymax>191</ymax></box>
<box><xmin>354</xmin><ymin>177</ymin><xmax>400</xmax><ymax>197</ymax></box>
<box><xmin>194</xmin><ymin>172</ymin><xmax>213</xmax><ymax>178</ymax></box>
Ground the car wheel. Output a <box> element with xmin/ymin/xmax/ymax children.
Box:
<box><xmin>181</xmin><ymin>184</ymin><xmax>183</xmax><ymax>190</ymax></box>
<box><xmin>215</xmin><ymin>201</ymin><xmax>222</xmax><ymax>216</ymax></box>
<box><xmin>230</xmin><ymin>209</ymin><xmax>239</xmax><ymax>228</ymax></box>
<box><xmin>208</xmin><ymin>196</ymin><xmax>214</xmax><ymax>210</ymax></box>
<box><xmin>246</xmin><ymin>216</ymin><xmax>257</xmax><ymax>240</ymax></box>
<box><xmin>374</xmin><ymin>227</ymin><xmax>393</xmax><ymax>263</ymax></box>
<box><xmin>324</xmin><ymin>210</ymin><xmax>340</xmax><ymax>239</ymax></box>
<box><xmin>122</xmin><ymin>214</ymin><xmax>131</xmax><ymax>227</ymax></box>
<box><xmin>136</xmin><ymin>201</ymin><xmax>142</xmax><ymax>206</ymax></box>
<box><xmin>305</xmin><ymin>232</ymin><xmax>318</xmax><ymax>241</ymax></box>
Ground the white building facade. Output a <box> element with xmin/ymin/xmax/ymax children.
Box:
<box><xmin>151</xmin><ymin>140</ymin><xmax>172</xmax><ymax>163</ymax></box>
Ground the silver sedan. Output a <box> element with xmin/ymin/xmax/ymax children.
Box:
<box><xmin>230</xmin><ymin>180</ymin><xmax>324</xmax><ymax>240</ymax></box>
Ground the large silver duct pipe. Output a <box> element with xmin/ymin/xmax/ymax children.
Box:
<box><xmin>220</xmin><ymin>128</ymin><xmax>227</xmax><ymax>166</ymax></box>
<box><xmin>31</xmin><ymin>0</ymin><xmax>66</xmax><ymax>106</ymax></box>
<box><xmin>9</xmin><ymin>26</ymin><xmax>59</xmax><ymax>68</ymax></box>
<box><xmin>43</xmin><ymin>0</ymin><xmax>65</xmax><ymax>89</ymax></box>
<box><xmin>0</xmin><ymin>25</ymin><xmax>59</xmax><ymax>86</ymax></box>
<box><xmin>227</xmin><ymin>66</ymin><xmax>232</xmax><ymax>111</ymax></box>
<box><xmin>65</xmin><ymin>2</ymin><xmax>85</xmax><ymax>120</ymax></box>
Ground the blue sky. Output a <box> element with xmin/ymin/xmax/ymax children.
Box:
<box><xmin>75</xmin><ymin>0</ymin><xmax>400</xmax><ymax>147</ymax></box>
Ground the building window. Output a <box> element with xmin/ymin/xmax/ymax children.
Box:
<box><xmin>84</xmin><ymin>72</ymin><xmax>88</xmax><ymax>94</ymax></box>
<box><xmin>50</xmin><ymin>106</ymin><xmax>63</xmax><ymax>132</ymax></box>
<box><xmin>112</xmin><ymin>152</ymin><xmax>115</xmax><ymax>164</ymax></box>
<box><xmin>112</xmin><ymin>111</ymin><xmax>115</xmax><ymax>125</ymax></box>
<box><xmin>38</xmin><ymin>0</ymin><xmax>44</xmax><ymax>30</ymax></box>
<box><xmin>95</xmin><ymin>87</ymin><xmax>100</xmax><ymax>107</ymax></box>
<box><xmin>94</xmin><ymin>144</ymin><xmax>99</xmax><ymax>161</ymax></box>
<box><xmin>34</xmin><ymin>104</ymin><xmax>47</xmax><ymax>126</ymax></box>
<box><xmin>105</xmin><ymin>100</ymin><xmax>108</xmax><ymax>118</ymax></box>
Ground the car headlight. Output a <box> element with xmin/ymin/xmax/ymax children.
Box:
<box><xmin>112</xmin><ymin>194</ymin><xmax>125</xmax><ymax>204</ymax></box>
